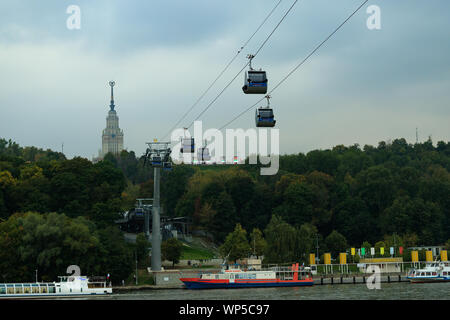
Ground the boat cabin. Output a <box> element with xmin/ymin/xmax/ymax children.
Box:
<box><xmin>0</xmin><ymin>276</ymin><xmax>111</xmax><ymax>298</ymax></box>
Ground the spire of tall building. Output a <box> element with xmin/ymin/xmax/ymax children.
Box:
<box><xmin>99</xmin><ymin>81</ymin><xmax>124</xmax><ymax>158</ymax></box>
<box><xmin>109</xmin><ymin>80</ymin><xmax>115</xmax><ymax>111</ymax></box>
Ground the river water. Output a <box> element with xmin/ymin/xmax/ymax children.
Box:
<box><xmin>88</xmin><ymin>282</ymin><xmax>449</xmax><ymax>300</ymax></box>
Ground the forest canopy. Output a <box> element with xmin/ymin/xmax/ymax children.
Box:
<box><xmin>1</xmin><ymin>137</ymin><xmax>449</xmax><ymax>278</ymax></box>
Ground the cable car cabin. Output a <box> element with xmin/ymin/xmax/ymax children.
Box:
<box><xmin>163</xmin><ymin>162</ymin><xmax>172</xmax><ymax>171</ymax></box>
<box><xmin>255</xmin><ymin>107</ymin><xmax>276</xmax><ymax>127</ymax></box>
<box><xmin>243</xmin><ymin>70</ymin><xmax>267</xmax><ymax>94</ymax></box>
<box><xmin>197</xmin><ymin>147</ymin><xmax>211</xmax><ymax>162</ymax></box>
<box><xmin>134</xmin><ymin>208</ymin><xmax>144</xmax><ymax>218</ymax></box>
<box><xmin>151</xmin><ymin>156</ymin><xmax>163</xmax><ymax>167</ymax></box>
<box><xmin>180</xmin><ymin>138</ymin><xmax>195</xmax><ymax>153</ymax></box>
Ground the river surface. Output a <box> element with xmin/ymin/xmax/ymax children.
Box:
<box><xmin>78</xmin><ymin>282</ymin><xmax>449</xmax><ymax>300</ymax></box>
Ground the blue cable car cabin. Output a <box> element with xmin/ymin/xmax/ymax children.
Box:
<box><xmin>151</xmin><ymin>155</ymin><xmax>163</xmax><ymax>167</ymax></box>
<box><xmin>255</xmin><ymin>107</ymin><xmax>276</xmax><ymax>127</ymax></box>
<box><xmin>163</xmin><ymin>162</ymin><xmax>172</xmax><ymax>171</ymax></box>
<box><xmin>242</xmin><ymin>70</ymin><xmax>268</xmax><ymax>94</ymax></box>
<box><xmin>180</xmin><ymin>138</ymin><xmax>195</xmax><ymax>153</ymax></box>
<box><xmin>197</xmin><ymin>147</ymin><xmax>211</xmax><ymax>162</ymax></box>
<box><xmin>134</xmin><ymin>208</ymin><xmax>144</xmax><ymax>217</ymax></box>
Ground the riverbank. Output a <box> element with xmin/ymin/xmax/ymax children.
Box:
<box><xmin>113</xmin><ymin>272</ymin><xmax>410</xmax><ymax>291</ymax></box>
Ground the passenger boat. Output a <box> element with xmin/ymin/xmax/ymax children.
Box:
<box><xmin>180</xmin><ymin>263</ymin><xmax>314</xmax><ymax>289</ymax></box>
<box><xmin>0</xmin><ymin>276</ymin><xmax>112</xmax><ymax>299</ymax></box>
<box><xmin>407</xmin><ymin>261</ymin><xmax>450</xmax><ymax>283</ymax></box>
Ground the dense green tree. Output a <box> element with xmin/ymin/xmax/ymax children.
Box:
<box><xmin>264</xmin><ymin>215</ymin><xmax>298</xmax><ymax>263</ymax></box>
<box><xmin>332</xmin><ymin>196</ymin><xmax>374</xmax><ymax>245</ymax></box>
<box><xmin>444</xmin><ymin>239</ymin><xmax>450</xmax><ymax>251</ymax></box>
<box><xmin>135</xmin><ymin>233</ymin><xmax>151</xmax><ymax>266</ymax></box>
<box><xmin>249</xmin><ymin>228</ymin><xmax>267</xmax><ymax>257</ymax></box>
<box><xmin>95</xmin><ymin>226</ymin><xmax>133</xmax><ymax>284</ymax></box>
<box><xmin>296</xmin><ymin>223</ymin><xmax>318</xmax><ymax>263</ymax></box>
<box><xmin>208</xmin><ymin>191</ymin><xmax>237</xmax><ymax>243</ymax></box>
<box><xmin>2</xmin><ymin>136</ymin><xmax>450</xmax><ymax>273</ymax></box>
<box><xmin>239</xmin><ymin>183</ymin><xmax>273</xmax><ymax>232</ymax></box>
<box><xmin>356</xmin><ymin>165</ymin><xmax>395</xmax><ymax>216</ymax></box>
<box><xmin>161</xmin><ymin>238</ymin><xmax>183</xmax><ymax>268</ymax></box>
<box><xmin>161</xmin><ymin>165</ymin><xmax>195</xmax><ymax>217</ymax></box>
<box><xmin>273</xmin><ymin>181</ymin><xmax>315</xmax><ymax>227</ymax></box>
<box><xmin>219</xmin><ymin>224</ymin><xmax>251</xmax><ymax>263</ymax></box>
<box><xmin>381</xmin><ymin>195</ymin><xmax>445</xmax><ymax>245</ymax></box>
<box><xmin>306</xmin><ymin>150</ymin><xmax>339</xmax><ymax>176</ymax></box>
<box><xmin>89</xmin><ymin>198</ymin><xmax>123</xmax><ymax>229</ymax></box>
<box><xmin>325</xmin><ymin>230</ymin><xmax>348</xmax><ymax>258</ymax></box>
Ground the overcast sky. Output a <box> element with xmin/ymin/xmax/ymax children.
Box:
<box><xmin>0</xmin><ymin>0</ymin><xmax>449</xmax><ymax>160</ymax></box>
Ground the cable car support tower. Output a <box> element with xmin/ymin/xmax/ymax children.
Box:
<box><xmin>144</xmin><ymin>141</ymin><xmax>172</xmax><ymax>272</ymax></box>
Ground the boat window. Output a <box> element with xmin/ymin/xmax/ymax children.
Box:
<box><xmin>215</xmin><ymin>275</ymin><xmax>219</xmax><ymax>279</ymax></box>
<box><xmin>0</xmin><ymin>286</ymin><xmax>5</xmax><ymax>294</ymax></box>
<box><xmin>443</xmin><ymin>272</ymin><xmax>447</xmax><ymax>276</ymax></box>
<box><xmin>7</xmin><ymin>286</ymin><xmax>14</xmax><ymax>294</ymax></box>
<box><xmin>40</xmin><ymin>286</ymin><xmax>47</xmax><ymax>293</ymax></box>
<box><xmin>49</xmin><ymin>286</ymin><xmax>56</xmax><ymax>293</ymax></box>
<box><xmin>32</xmin><ymin>286</ymin><xmax>39</xmax><ymax>294</ymax></box>
<box><xmin>23</xmin><ymin>286</ymin><xmax>31</xmax><ymax>294</ymax></box>
<box><xmin>432</xmin><ymin>272</ymin><xmax>437</xmax><ymax>276</ymax></box>
<box><xmin>15</xmin><ymin>286</ymin><xmax>23</xmax><ymax>294</ymax></box>
<box><xmin>426</xmin><ymin>272</ymin><xmax>431</xmax><ymax>276</ymax></box>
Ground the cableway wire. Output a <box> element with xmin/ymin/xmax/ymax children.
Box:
<box><xmin>218</xmin><ymin>0</ymin><xmax>369</xmax><ymax>130</ymax></box>
<box><xmin>161</xmin><ymin>0</ymin><xmax>284</xmax><ymax>141</ymax></box>
<box><xmin>183</xmin><ymin>0</ymin><xmax>300</xmax><ymax>131</ymax></box>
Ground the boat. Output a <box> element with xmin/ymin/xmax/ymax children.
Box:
<box><xmin>180</xmin><ymin>263</ymin><xmax>314</xmax><ymax>289</ymax></box>
<box><xmin>0</xmin><ymin>276</ymin><xmax>112</xmax><ymax>299</ymax></box>
<box><xmin>407</xmin><ymin>260</ymin><xmax>450</xmax><ymax>283</ymax></box>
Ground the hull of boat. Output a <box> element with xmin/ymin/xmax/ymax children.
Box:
<box><xmin>180</xmin><ymin>278</ymin><xmax>314</xmax><ymax>289</ymax></box>
<box><xmin>0</xmin><ymin>292</ymin><xmax>112</xmax><ymax>299</ymax></box>
<box><xmin>408</xmin><ymin>277</ymin><xmax>450</xmax><ymax>283</ymax></box>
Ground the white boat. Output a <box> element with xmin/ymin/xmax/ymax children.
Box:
<box><xmin>407</xmin><ymin>261</ymin><xmax>450</xmax><ymax>283</ymax></box>
<box><xmin>0</xmin><ymin>276</ymin><xmax>112</xmax><ymax>299</ymax></box>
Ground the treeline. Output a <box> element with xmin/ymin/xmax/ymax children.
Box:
<box><xmin>109</xmin><ymin>138</ymin><xmax>449</xmax><ymax>252</ymax></box>
<box><xmin>156</xmin><ymin>138</ymin><xmax>450</xmax><ymax>259</ymax></box>
<box><xmin>0</xmin><ymin>212</ymin><xmax>132</xmax><ymax>282</ymax></box>
<box><xmin>0</xmin><ymin>138</ymin><xmax>139</xmax><ymax>283</ymax></box>
<box><xmin>1</xmin><ymin>137</ymin><xmax>449</xmax><ymax>278</ymax></box>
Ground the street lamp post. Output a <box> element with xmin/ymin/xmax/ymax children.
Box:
<box><xmin>135</xmin><ymin>251</ymin><xmax>138</xmax><ymax>285</ymax></box>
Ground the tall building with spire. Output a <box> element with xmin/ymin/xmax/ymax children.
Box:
<box><xmin>100</xmin><ymin>81</ymin><xmax>124</xmax><ymax>158</ymax></box>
